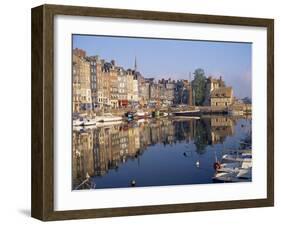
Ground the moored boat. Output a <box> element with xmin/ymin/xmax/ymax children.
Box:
<box><xmin>96</xmin><ymin>113</ymin><xmax>123</xmax><ymax>123</ymax></box>
<box><xmin>134</xmin><ymin>110</ymin><xmax>150</xmax><ymax>118</ymax></box>
<box><xmin>212</xmin><ymin>168</ymin><xmax>252</xmax><ymax>182</ymax></box>
<box><xmin>221</xmin><ymin>154</ymin><xmax>251</xmax><ymax>163</ymax></box>
<box><xmin>73</xmin><ymin>118</ymin><xmax>85</xmax><ymax>126</ymax></box>
<box><xmin>96</xmin><ymin>120</ymin><xmax>123</xmax><ymax>127</ymax></box>
<box><xmin>82</xmin><ymin>118</ymin><xmax>97</xmax><ymax>126</ymax></box>
<box><xmin>173</xmin><ymin>109</ymin><xmax>201</xmax><ymax>116</ymax></box>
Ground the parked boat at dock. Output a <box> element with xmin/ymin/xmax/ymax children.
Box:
<box><xmin>221</xmin><ymin>154</ymin><xmax>251</xmax><ymax>163</ymax></box>
<box><xmin>95</xmin><ymin>113</ymin><xmax>123</xmax><ymax>123</ymax></box>
<box><xmin>173</xmin><ymin>109</ymin><xmax>201</xmax><ymax>116</ymax></box>
<box><xmin>213</xmin><ymin>148</ymin><xmax>252</xmax><ymax>182</ymax></box>
<box><xmin>96</xmin><ymin>120</ymin><xmax>123</xmax><ymax>127</ymax></box>
<box><xmin>73</xmin><ymin>118</ymin><xmax>96</xmax><ymax>126</ymax></box>
<box><xmin>212</xmin><ymin>167</ymin><xmax>252</xmax><ymax>182</ymax></box>
<box><xmin>73</xmin><ymin>118</ymin><xmax>85</xmax><ymax>126</ymax></box>
<box><xmin>82</xmin><ymin>118</ymin><xmax>97</xmax><ymax>126</ymax></box>
<box><xmin>134</xmin><ymin>110</ymin><xmax>150</xmax><ymax>118</ymax></box>
<box><xmin>172</xmin><ymin>116</ymin><xmax>200</xmax><ymax>120</ymax></box>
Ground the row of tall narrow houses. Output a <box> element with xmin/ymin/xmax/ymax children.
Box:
<box><xmin>72</xmin><ymin>48</ymin><xmax>234</xmax><ymax>113</ymax></box>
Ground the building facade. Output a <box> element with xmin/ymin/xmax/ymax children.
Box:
<box><xmin>204</xmin><ymin>76</ymin><xmax>226</xmax><ymax>106</ymax></box>
<box><xmin>126</xmin><ymin>70</ymin><xmax>134</xmax><ymax>103</ymax></box>
<box><xmin>73</xmin><ymin>51</ymin><xmax>92</xmax><ymax>113</ymax></box>
<box><xmin>117</xmin><ymin>67</ymin><xmax>128</xmax><ymax>107</ymax></box>
<box><xmin>210</xmin><ymin>87</ymin><xmax>233</xmax><ymax>106</ymax></box>
<box><xmin>72</xmin><ymin>48</ymin><xmax>237</xmax><ymax>114</ymax></box>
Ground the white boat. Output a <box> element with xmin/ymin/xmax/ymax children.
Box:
<box><xmin>173</xmin><ymin>109</ymin><xmax>201</xmax><ymax>116</ymax></box>
<box><xmin>216</xmin><ymin>160</ymin><xmax>252</xmax><ymax>173</ymax></box>
<box><xmin>137</xmin><ymin>118</ymin><xmax>147</xmax><ymax>124</ymax></box>
<box><xmin>216</xmin><ymin>162</ymin><xmax>241</xmax><ymax>173</ymax></box>
<box><xmin>135</xmin><ymin>111</ymin><xmax>150</xmax><ymax>118</ymax></box>
<box><xmin>237</xmin><ymin>168</ymin><xmax>252</xmax><ymax>179</ymax></box>
<box><xmin>73</xmin><ymin>126</ymin><xmax>84</xmax><ymax>131</ymax></box>
<box><xmin>96</xmin><ymin>120</ymin><xmax>123</xmax><ymax>127</ymax></box>
<box><xmin>73</xmin><ymin>118</ymin><xmax>85</xmax><ymax>126</ymax></box>
<box><xmin>95</xmin><ymin>113</ymin><xmax>123</xmax><ymax>123</ymax></box>
<box><xmin>213</xmin><ymin>167</ymin><xmax>252</xmax><ymax>182</ymax></box>
<box><xmin>81</xmin><ymin>118</ymin><xmax>96</xmax><ymax>126</ymax></box>
<box><xmin>173</xmin><ymin>116</ymin><xmax>200</xmax><ymax>120</ymax></box>
<box><xmin>221</xmin><ymin>153</ymin><xmax>252</xmax><ymax>163</ymax></box>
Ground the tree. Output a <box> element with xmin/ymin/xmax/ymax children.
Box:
<box><xmin>191</xmin><ymin>68</ymin><xmax>206</xmax><ymax>106</ymax></box>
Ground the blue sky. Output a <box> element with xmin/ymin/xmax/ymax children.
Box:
<box><xmin>73</xmin><ymin>34</ymin><xmax>252</xmax><ymax>98</ymax></box>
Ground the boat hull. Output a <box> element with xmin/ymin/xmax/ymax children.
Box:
<box><xmin>173</xmin><ymin>110</ymin><xmax>201</xmax><ymax>116</ymax></box>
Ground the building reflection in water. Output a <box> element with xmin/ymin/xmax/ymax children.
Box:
<box><xmin>72</xmin><ymin>116</ymin><xmax>242</xmax><ymax>189</ymax></box>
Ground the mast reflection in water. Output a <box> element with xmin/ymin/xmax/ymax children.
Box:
<box><xmin>72</xmin><ymin>116</ymin><xmax>252</xmax><ymax>190</ymax></box>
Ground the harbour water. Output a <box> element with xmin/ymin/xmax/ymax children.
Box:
<box><xmin>72</xmin><ymin>116</ymin><xmax>251</xmax><ymax>190</ymax></box>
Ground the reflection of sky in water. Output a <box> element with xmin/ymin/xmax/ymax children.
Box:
<box><xmin>72</xmin><ymin>117</ymin><xmax>251</xmax><ymax>190</ymax></box>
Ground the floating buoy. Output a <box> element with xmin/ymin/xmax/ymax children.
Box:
<box><xmin>131</xmin><ymin>180</ymin><xmax>136</xmax><ymax>187</ymax></box>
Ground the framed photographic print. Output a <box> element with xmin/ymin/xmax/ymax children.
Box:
<box><xmin>31</xmin><ymin>4</ymin><xmax>274</xmax><ymax>221</ymax></box>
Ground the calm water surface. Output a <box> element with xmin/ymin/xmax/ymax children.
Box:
<box><xmin>72</xmin><ymin>116</ymin><xmax>251</xmax><ymax>190</ymax></box>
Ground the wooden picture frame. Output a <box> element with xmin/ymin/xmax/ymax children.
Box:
<box><xmin>31</xmin><ymin>4</ymin><xmax>274</xmax><ymax>221</ymax></box>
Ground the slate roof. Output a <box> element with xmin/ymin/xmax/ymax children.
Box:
<box><xmin>211</xmin><ymin>87</ymin><xmax>233</xmax><ymax>98</ymax></box>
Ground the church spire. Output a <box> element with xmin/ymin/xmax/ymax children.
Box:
<box><xmin>134</xmin><ymin>56</ymin><xmax>137</xmax><ymax>71</ymax></box>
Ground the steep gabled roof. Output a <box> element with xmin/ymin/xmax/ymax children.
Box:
<box><xmin>211</xmin><ymin>87</ymin><xmax>233</xmax><ymax>98</ymax></box>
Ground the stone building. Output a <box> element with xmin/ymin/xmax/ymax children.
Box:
<box><xmin>72</xmin><ymin>51</ymin><xmax>92</xmax><ymax>113</ymax></box>
<box><xmin>161</xmin><ymin>78</ymin><xmax>176</xmax><ymax>105</ymax></box>
<box><xmin>72</xmin><ymin>58</ymin><xmax>81</xmax><ymax>113</ymax></box>
<box><xmin>86</xmin><ymin>55</ymin><xmax>104</xmax><ymax>110</ymax></box>
<box><xmin>126</xmin><ymin>69</ymin><xmax>134</xmax><ymax>104</ymax></box>
<box><xmin>117</xmin><ymin>67</ymin><xmax>128</xmax><ymax>107</ymax></box>
<box><xmin>148</xmin><ymin>79</ymin><xmax>159</xmax><ymax>105</ymax></box>
<box><xmin>108</xmin><ymin>61</ymin><xmax>119</xmax><ymax>109</ymax></box>
<box><xmin>210</xmin><ymin>87</ymin><xmax>233</xmax><ymax>106</ymax></box>
<box><xmin>132</xmin><ymin>74</ymin><xmax>139</xmax><ymax>103</ymax></box>
<box><xmin>158</xmin><ymin>82</ymin><xmax>166</xmax><ymax>105</ymax></box>
<box><xmin>101</xmin><ymin>62</ymin><xmax>111</xmax><ymax>108</ymax></box>
<box><xmin>138</xmin><ymin>78</ymin><xmax>150</xmax><ymax>107</ymax></box>
<box><xmin>204</xmin><ymin>76</ymin><xmax>226</xmax><ymax>106</ymax></box>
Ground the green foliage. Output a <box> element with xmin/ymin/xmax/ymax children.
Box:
<box><xmin>192</xmin><ymin>68</ymin><xmax>206</xmax><ymax>106</ymax></box>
